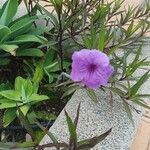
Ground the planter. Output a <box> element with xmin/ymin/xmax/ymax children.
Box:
<box><xmin>40</xmin><ymin>40</ymin><xmax>150</xmax><ymax>149</ymax></box>
<box><xmin>40</xmin><ymin>89</ymin><xmax>143</xmax><ymax>150</ymax></box>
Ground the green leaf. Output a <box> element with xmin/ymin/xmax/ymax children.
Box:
<box><xmin>0</xmin><ymin>90</ymin><xmax>21</xmax><ymax>101</ymax></box>
<box><xmin>15</xmin><ymin>76</ymin><xmax>25</xmax><ymax>93</ymax></box>
<box><xmin>15</xmin><ymin>76</ymin><xmax>33</xmax><ymax>97</ymax></box>
<box><xmin>77</xmin><ymin>128</ymin><xmax>111</xmax><ymax>149</ymax></box>
<box><xmin>86</xmin><ymin>88</ymin><xmax>98</xmax><ymax>103</ymax></box>
<box><xmin>16</xmin><ymin>48</ymin><xmax>44</xmax><ymax>57</ymax></box>
<box><xmin>28</xmin><ymin>94</ymin><xmax>49</xmax><ymax>103</ymax></box>
<box><xmin>20</xmin><ymin>104</ymin><xmax>30</xmax><ymax>116</ymax></box>
<box><xmin>44</xmin><ymin>48</ymin><xmax>56</xmax><ymax>67</ymax></box>
<box><xmin>0</xmin><ymin>44</ymin><xmax>18</xmax><ymax>55</ymax></box>
<box><xmin>9</xmin><ymin>16</ymin><xmax>38</xmax><ymax>38</ymax></box>
<box><xmin>61</xmin><ymin>85</ymin><xmax>80</xmax><ymax>99</ymax></box>
<box><xmin>44</xmin><ymin>69</ymin><xmax>54</xmax><ymax>83</ymax></box>
<box><xmin>0</xmin><ymin>102</ymin><xmax>22</xmax><ymax>109</ymax></box>
<box><xmin>36</xmin><ymin>4</ymin><xmax>58</xmax><ymax>27</ymax></box>
<box><xmin>98</xmin><ymin>22</ymin><xmax>106</xmax><ymax>51</ymax></box>
<box><xmin>65</xmin><ymin>110</ymin><xmax>77</xmax><ymax>148</ymax></box>
<box><xmin>0</xmin><ymin>25</ymin><xmax>11</xmax><ymax>41</ymax></box>
<box><xmin>44</xmin><ymin>61</ymin><xmax>59</xmax><ymax>72</ymax></box>
<box><xmin>33</xmin><ymin>64</ymin><xmax>44</xmax><ymax>83</ymax></box>
<box><xmin>132</xmin><ymin>98</ymin><xmax>150</xmax><ymax>109</ymax></box>
<box><xmin>3</xmin><ymin>108</ymin><xmax>17</xmax><ymax>127</ymax></box>
<box><xmin>6</xmin><ymin>34</ymin><xmax>47</xmax><ymax>44</ymax></box>
<box><xmin>122</xmin><ymin>100</ymin><xmax>134</xmax><ymax>126</ymax></box>
<box><xmin>129</xmin><ymin>71</ymin><xmax>150</xmax><ymax>97</ymax></box>
<box><xmin>82</xmin><ymin>33</ymin><xmax>91</xmax><ymax>49</ymax></box>
<box><xmin>24</xmin><ymin>79</ymin><xmax>33</xmax><ymax>97</ymax></box>
<box><xmin>0</xmin><ymin>0</ymin><xmax>18</xmax><ymax>25</ymax></box>
<box><xmin>17</xmin><ymin>105</ymin><xmax>35</xmax><ymax>140</ymax></box>
<box><xmin>137</xmin><ymin>94</ymin><xmax>150</xmax><ymax>98</ymax></box>
<box><xmin>108</xmin><ymin>87</ymin><xmax>126</xmax><ymax>96</ymax></box>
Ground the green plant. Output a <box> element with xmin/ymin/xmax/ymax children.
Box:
<box><xmin>0</xmin><ymin>0</ymin><xmax>48</xmax><ymax>67</ymax></box>
<box><xmin>33</xmin><ymin>0</ymin><xmax>150</xmax><ymax>123</ymax></box>
<box><xmin>0</xmin><ymin>76</ymin><xmax>49</xmax><ymax>127</ymax></box>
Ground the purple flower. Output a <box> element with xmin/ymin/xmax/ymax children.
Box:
<box><xmin>71</xmin><ymin>49</ymin><xmax>114</xmax><ymax>89</ymax></box>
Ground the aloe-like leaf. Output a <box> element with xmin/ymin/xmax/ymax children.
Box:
<box><xmin>0</xmin><ymin>102</ymin><xmax>22</xmax><ymax>109</ymax></box>
<box><xmin>77</xmin><ymin>128</ymin><xmax>112</xmax><ymax>149</ymax></box>
<box><xmin>0</xmin><ymin>90</ymin><xmax>21</xmax><ymax>101</ymax></box>
<box><xmin>20</xmin><ymin>104</ymin><xmax>30</xmax><ymax>116</ymax></box>
<box><xmin>28</xmin><ymin>94</ymin><xmax>49</xmax><ymax>103</ymax></box>
<box><xmin>3</xmin><ymin>108</ymin><xmax>17</xmax><ymax>127</ymax></box>
<box><xmin>0</xmin><ymin>0</ymin><xmax>18</xmax><ymax>25</ymax></box>
<box><xmin>15</xmin><ymin>76</ymin><xmax>33</xmax><ymax>98</ymax></box>
<box><xmin>24</xmin><ymin>79</ymin><xmax>33</xmax><ymax>97</ymax></box>
<box><xmin>15</xmin><ymin>76</ymin><xmax>25</xmax><ymax>93</ymax></box>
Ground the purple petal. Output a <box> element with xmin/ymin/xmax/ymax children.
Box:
<box><xmin>71</xmin><ymin>49</ymin><xmax>114</xmax><ymax>89</ymax></box>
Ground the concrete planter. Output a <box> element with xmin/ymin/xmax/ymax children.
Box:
<box><xmin>40</xmin><ymin>89</ymin><xmax>143</xmax><ymax>150</ymax></box>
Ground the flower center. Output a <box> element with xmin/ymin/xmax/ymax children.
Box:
<box><xmin>88</xmin><ymin>64</ymin><xmax>97</xmax><ymax>73</ymax></box>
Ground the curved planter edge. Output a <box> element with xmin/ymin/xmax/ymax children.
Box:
<box><xmin>40</xmin><ymin>89</ymin><xmax>143</xmax><ymax>150</ymax></box>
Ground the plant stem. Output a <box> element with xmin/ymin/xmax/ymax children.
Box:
<box><xmin>58</xmin><ymin>13</ymin><xmax>64</xmax><ymax>79</ymax></box>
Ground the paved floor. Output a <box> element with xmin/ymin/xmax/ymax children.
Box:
<box><xmin>131</xmin><ymin>107</ymin><xmax>150</xmax><ymax>150</ymax></box>
<box><xmin>118</xmin><ymin>0</ymin><xmax>150</xmax><ymax>149</ymax></box>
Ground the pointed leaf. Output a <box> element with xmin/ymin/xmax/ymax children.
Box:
<box><xmin>3</xmin><ymin>108</ymin><xmax>17</xmax><ymax>127</ymax></box>
<box><xmin>0</xmin><ymin>0</ymin><xmax>18</xmax><ymax>25</ymax></box>
<box><xmin>86</xmin><ymin>88</ymin><xmax>98</xmax><ymax>103</ymax></box>
<box><xmin>77</xmin><ymin>128</ymin><xmax>111</xmax><ymax>149</ymax></box>
<box><xmin>129</xmin><ymin>71</ymin><xmax>149</xmax><ymax>97</ymax></box>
